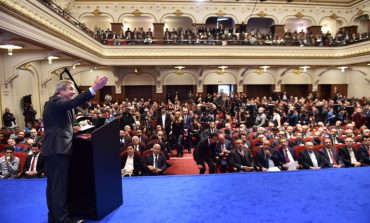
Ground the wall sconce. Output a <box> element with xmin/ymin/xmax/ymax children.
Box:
<box><xmin>47</xmin><ymin>56</ymin><xmax>59</xmax><ymax>64</ymax></box>
<box><xmin>300</xmin><ymin>66</ymin><xmax>310</xmax><ymax>72</ymax></box>
<box><xmin>256</xmin><ymin>68</ymin><xmax>263</xmax><ymax>75</ymax></box>
<box><xmin>0</xmin><ymin>44</ymin><xmax>23</xmax><ymax>55</ymax></box>
<box><xmin>217</xmin><ymin>66</ymin><xmax>228</xmax><ymax>75</ymax></box>
<box><xmin>293</xmin><ymin>68</ymin><xmax>301</xmax><ymax>75</ymax></box>
<box><xmin>338</xmin><ymin>66</ymin><xmax>348</xmax><ymax>72</ymax></box>
<box><xmin>174</xmin><ymin>66</ymin><xmax>185</xmax><ymax>75</ymax></box>
<box><xmin>72</xmin><ymin>62</ymin><xmax>81</xmax><ymax>69</ymax></box>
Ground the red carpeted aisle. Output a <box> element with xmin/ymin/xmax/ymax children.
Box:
<box><xmin>166</xmin><ymin>149</ymin><xmax>200</xmax><ymax>175</ymax></box>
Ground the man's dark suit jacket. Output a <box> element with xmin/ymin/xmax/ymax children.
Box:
<box><xmin>298</xmin><ymin>150</ymin><xmax>326</xmax><ymax>169</ymax></box>
<box><xmin>156</xmin><ymin>113</ymin><xmax>172</xmax><ymax>134</ymax></box>
<box><xmin>228</xmin><ymin>148</ymin><xmax>254</xmax><ymax>171</ymax></box>
<box><xmin>338</xmin><ymin>147</ymin><xmax>363</xmax><ymax>167</ymax></box>
<box><xmin>42</xmin><ymin>90</ymin><xmax>94</xmax><ymax>156</ymax></box>
<box><xmin>144</xmin><ymin>152</ymin><xmax>167</xmax><ymax>173</ymax></box>
<box><xmin>127</xmin><ymin>142</ymin><xmax>147</xmax><ymax>155</ymax></box>
<box><xmin>24</xmin><ymin>153</ymin><xmax>46</xmax><ymax>177</ymax></box>
<box><xmin>193</xmin><ymin>139</ymin><xmax>216</xmax><ymax>165</ymax></box>
<box><xmin>319</xmin><ymin>147</ymin><xmax>341</xmax><ymax>167</ymax></box>
<box><xmin>121</xmin><ymin>153</ymin><xmax>143</xmax><ymax>176</ymax></box>
<box><xmin>359</xmin><ymin>145</ymin><xmax>370</xmax><ymax>165</ymax></box>
<box><xmin>255</xmin><ymin>148</ymin><xmax>281</xmax><ymax>170</ymax></box>
<box><xmin>277</xmin><ymin>147</ymin><xmax>297</xmax><ymax>164</ymax></box>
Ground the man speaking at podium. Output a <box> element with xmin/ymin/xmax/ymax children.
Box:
<box><xmin>42</xmin><ymin>76</ymin><xmax>108</xmax><ymax>223</ymax></box>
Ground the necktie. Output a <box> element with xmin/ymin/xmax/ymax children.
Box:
<box><xmin>328</xmin><ymin>149</ymin><xmax>337</xmax><ymax>165</ymax></box>
<box><xmin>238</xmin><ymin>149</ymin><xmax>244</xmax><ymax>157</ymax></box>
<box><xmin>154</xmin><ymin>155</ymin><xmax>159</xmax><ymax>168</ymax></box>
<box><xmin>30</xmin><ymin>155</ymin><xmax>36</xmax><ymax>171</ymax></box>
<box><xmin>284</xmin><ymin>149</ymin><xmax>290</xmax><ymax>163</ymax></box>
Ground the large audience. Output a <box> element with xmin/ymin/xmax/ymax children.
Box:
<box><xmin>95</xmin><ymin>25</ymin><xmax>370</xmax><ymax>47</ymax></box>
<box><xmin>40</xmin><ymin>1</ymin><xmax>370</xmax><ymax>47</ymax></box>
<box><xmin>1</xmin><ymin>91</ymin><xmax>370</xmax><ymax>178</ymax></box>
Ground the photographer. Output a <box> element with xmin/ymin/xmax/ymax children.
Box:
<box><xmin>23</xmin><ymin>104</ymin><xmax>37</xmax><ymax>127</ymax></box>
<box><xmin>0</xmin><ymin>146</ymin><xmax>20</xmax><ymax>179</ymax></box>
<box><xmin>3</xmin><ymin>107</ymin><xmax>16</xmax><ymax>129</ymax></box>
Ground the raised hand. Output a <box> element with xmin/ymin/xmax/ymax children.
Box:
<box><xmin>92</xmin><ymin>75</ymin><xmax>108</xmax><ymax>91</ymax></box>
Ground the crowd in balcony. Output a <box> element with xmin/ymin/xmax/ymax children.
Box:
<box><xmin>1</xmin><ymin>91</ymin><xmax>369</xmax><ymax>178</ymax></box>
<box><xmin>95</xmin><ymin>24</ymin><xmax>370</xmax><ymax>47</ymax></box>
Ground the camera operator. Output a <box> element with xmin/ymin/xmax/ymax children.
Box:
<box><xmin>23</xmin><ymin>104</ymin><xmax>37</xmax><ymax>127</ymax></box>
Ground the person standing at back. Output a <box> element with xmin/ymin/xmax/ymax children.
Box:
<box><xmin>42</xmin><ymin>76</ymin><xmax>108</xmax><ymax>223</ymax></box>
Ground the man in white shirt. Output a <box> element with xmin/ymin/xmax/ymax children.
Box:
<box><xmin>298</xmin><ymin>142</ymin><xmax>325</xmax><ymax>169</ymax></box>
<box><xmin>121</xmin><ymin>145</ymin><xmax>143</xmax><ymax>176</ymax></box>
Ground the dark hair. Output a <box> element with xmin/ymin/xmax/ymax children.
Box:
<box><xmin>4</xmin><ymin>145</ymin><xmax>14</xmax><ymax>152</ymax></box>
<box><xmin>31</xmin><ymin>143</ymin><xmax>41</xmax><ymax>148</ymax></box>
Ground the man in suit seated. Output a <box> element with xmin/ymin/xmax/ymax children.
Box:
<box><xmin>127</xmin><ymin>136</ymin><xmax>146</xmax><ymax>155</ymax></box>
<box><xmin>277</xmin><ymin>138</ymin><xmax>297</xmax><ymax>170</ymax></box>
<box><xmin>134</xmin><ymin>129</ymin><xmax>148</xmax><ymax>146</ymax></box>
<box><xmin>298</xmin><ymin>142</ymin><xmax>325</xmax><ymax>170</ymax></box>
<box><xmin>24</xmin><ymin>143</ymin><xmax>45</xmax><ymax>178</ymax></box>
<box><xmin>121</xmin><ymin>145</ymin><xmax>143</xmax><ymax>176</ymax></box>
<box><xmin>229</xmin><ymin>139</ymin><xmax>254</xmax><ymax>172</ymax></box>
<box><xmin>319</xmin><ymin>138</ymin><xmax>342</xmax><ymax>168</ymax></box>
<box><xmin>214</xmin><ymin>133</ymin><xmax>232</xmax><ymax>173</ymax></box>
<box><xmin>255</xmin><ymin>139</ymin><xmax>281</xmax><ymax>171</ymax></box>
<box><xmin>143</xmin><ymin>143</ymin><xmax>168</xmax><ymax>175</ymax></box>
<box><xmin>328</xmin><ymin>128</ymin><xmax>344</xmax><ymax>145</ymax></box>
<box><xmin>359</xmin><ymin>136</ymin><xmax>370</xmax><ymax>166</ymax></box>
<box><xmin>194</xmin><ymin>133</ymin><xmax>217</xmax><ymax>174</ymax></box>
<box><xmin>338</xmin><ymin>137</ymin><xmax>363</xmax><ymax>167</ymax></box>
<box><xmin>0</xmin><ymin>146</ymin><xmax>19</xmax><ymax>179</ymax></box>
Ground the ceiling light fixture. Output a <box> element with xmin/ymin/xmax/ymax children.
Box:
<box><xmin>217</xmin><ymin>66</ymin><xmax>228</xmax><ymax>75</ymax></box>
<box><xmin>0</xmin><ymin>44</ymin><xmax>23</xmax><ymax>55</ymax></box>
<box><xmin>47</xmin><ymin>56</ymin><xmax>59</xmax><ymax>64</ymax></box>
<box><xmin>338</xmin><ymin>66</ymin><xmax>348</xmax><ymax>72</ymax></box>
<box><xmin>260</xmin><ymin>66</ymin><xmax>270</xmax><ymax>72</ymax></box>
<box><xmin>175</xmin><ymin>66</ymin><xmax>185</xmax><ymax>75</ymax></box>
<box><xmin>300</xmin><ymin>66</ymin><xmax>310</xmax><ymax>72</ymax></box>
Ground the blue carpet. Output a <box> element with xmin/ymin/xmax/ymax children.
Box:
<box><xmin>1</xmin><ymin>168</ymin><xmax>370</xmax><ymax>223</ymax></box>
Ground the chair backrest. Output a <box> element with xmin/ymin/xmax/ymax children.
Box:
<box><xmin>314</xmin><ymin>145</ymin><xmax>325</xmax><ymax>151</ymax></box>
<box><xmin>0</xmin><ymin>144</ymin><xmax>6</xmax><ymax>153</ymax></box>
<box><xmin>294</xmin><ymin>145</ymin><xmax>306</xmax><ymax>158</ymax></box>
<box><xmin>13</xmin><ymin>152</ymin><xmax>28</xmax><ymax>177</ymax></box>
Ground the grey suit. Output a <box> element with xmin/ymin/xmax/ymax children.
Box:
<box><xmin>43</xmin><ymin>90</ymin><xmax>94</xmax><ymax>223</ymax></box>
<box><xmin>0</xmin><ymin>156</ymin><xmax>19</xmax><ymax>179</ymax></box>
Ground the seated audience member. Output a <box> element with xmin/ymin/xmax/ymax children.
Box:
<box><xmin>319</xmin><ymin>138</ymin><xmax>342</xmax><ymax>168</ymax></box>
<box><xmin>277</xmin><ymin>138</ymin><xmax>297</xmax><ymax>170</ymax></box>
<box><xmin>24</xmin><ymin>143</ymin><xmax>45</xmax><ymax>178</ymax></box>
<box><xmin>14</xmin><ymin>130</ymin><xmax>27</xmax><ymax>144</ymax></box>
<box><xmin>179</xmin><ymin>129</ymin><xmax>192</xmax><ymax>154</ymax></box>
<box><xmin>359</xmin><ymin>137</ymin><xmax>370</xmax><ymax>166</ymax></box>
<box><xmin>0</xmin><ymin>132</ymin><xmax>8</xmax><ymax>144</ymax></box>
<box><xmin>255</xmin><ymin>139</ymin><xmax>281</xmax><ymax>171</ymax></box>
<box><xmin>121</xmin><ymin>145</ymin><xmax>143</xmax><ymax>176</ymax></box>
<box><xmin>0</xmin><ymin>146</ymin><xmax>20</xmax><ymax>179</ymax></box>
<box><xmin>215</xmin><ymin>134</ymin><xmax>232</xmax><ymax>173</ymax></box>
<box><xmin>298</xmin><ymin>142</ymin><xmax>325</xmax><ymax>169</ymax></box>
<box><xmin>311</xmin><ymin>131</ymin><xmax>323</xmax><ymax>145</ymax></box>
<box><xmin>29</xmin><ymin>128</ymin><xmax>42</xmax><ymax>144</ymax></box>
<box><xmin>328</xmin><ymin>128</ymin><xmax>344</xmax><ymax>145</ymax></box>
<box><xmin>144</xmin><ymin>143</ymin><xmax>168</xmax><ymax>175</ymax></box>
<box><xmin>229</xmin><ymin>139</ymin><xmax>254</xmax><ymax>172</ymax></box>
<box><xmin>127</xmin><ymin>136</ymin><xmax>146</xmax><ymax>155</ymax></box>
<box><xmin>134</xmin><ymin>129</ymin><xmax>148</xmax><ymax>145</ymax></box>
<box><xmin>7</xmin><ymin>138</ymin><xmax>24</xmax><ymax>153</ymax></box>
<box><xmin>338</xmin><ymin>137</ymin><xmax>363</xmax><ymax>167</ymax></box>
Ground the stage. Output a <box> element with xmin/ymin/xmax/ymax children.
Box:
<box><xmin>1</xmin><ymin>168</ymin><xmax>370</xmax><ymax>223</ymax></box>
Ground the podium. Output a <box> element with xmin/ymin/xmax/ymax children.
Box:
<box><xmin>68</xmin><ymin>118</ymin><xmax>123</xmax><ymax>220</ymax></box>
